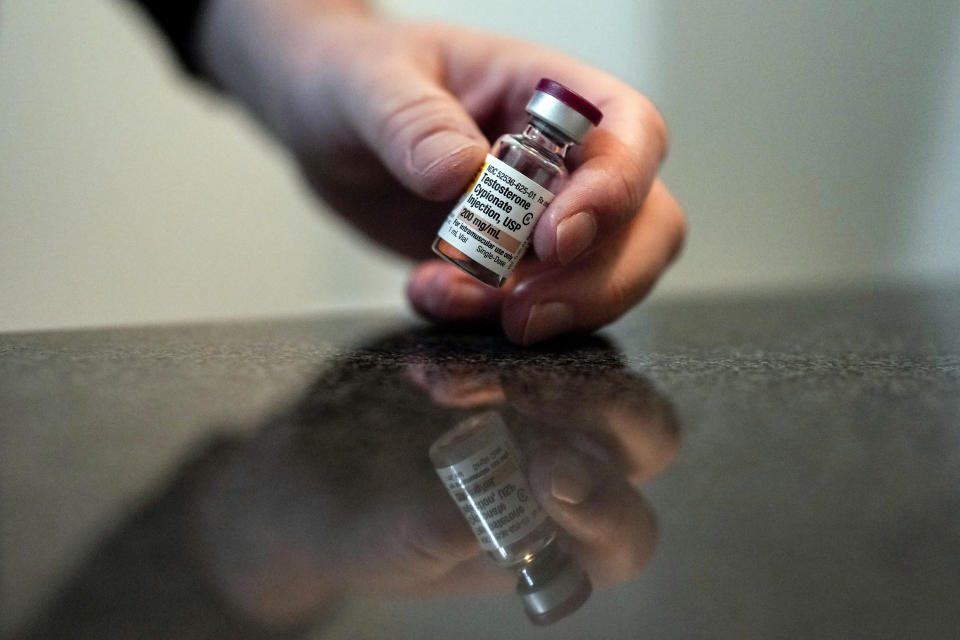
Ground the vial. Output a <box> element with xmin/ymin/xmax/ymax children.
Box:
<box><xmin>432</xmin><ymin>78</ymin><xmax>603</xmax><ymax>287</ymax></box>
<box><xmin>429</xmin><ymin>411</ymin><xmax>592</xmax><ymax>624</ymax></box>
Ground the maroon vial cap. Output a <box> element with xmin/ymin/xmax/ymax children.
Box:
<box><xmin>535</xmin><ymin>78</ymin><xmax>603</xmax><ymax>126</ymax></box>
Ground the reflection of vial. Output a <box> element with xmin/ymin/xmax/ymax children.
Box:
<box><xmin>432</xmin><ymin>79</ymin><xmax>603</xmax><ymax>288</ymax></box>
<box><xmin>429</xmin><ymin>411</ymin><xmax>592</xmax><ymax>624</ymax></box>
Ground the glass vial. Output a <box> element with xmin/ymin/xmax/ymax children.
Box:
<box><xmin>430</xmin><ymin>411</ymin><xmax>592</xmax><ymax>624</ymax></box>
<box><xmin>432</xmin><ymin>78</ymin><xmax>603</xmax><ymax>288</ymax></box>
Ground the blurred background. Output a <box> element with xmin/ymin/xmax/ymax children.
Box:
<box><xmin>1</xmin><ymin>0</ymin><xmax>958</xmax><ymax>332</ymax></box>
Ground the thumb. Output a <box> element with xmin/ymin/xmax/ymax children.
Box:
<box><xmin>340</xmin><ymin>67</ymin><xmax>488</xmax><ymax>201</ymax></box>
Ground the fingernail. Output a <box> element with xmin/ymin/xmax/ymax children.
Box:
<box><xmin>522</xmin><ymin>302</ymin><xmax>575</xmax><ymax>344</ymax></box>
<box><xmin>555</xmin><ymin>211</ymin><xmax>597</xmax><ymax>265</ymax></box>
<box><xmin>551</xmin><ymin>455</ymin><xmax>592</xmax><ymax>504</ymax></box>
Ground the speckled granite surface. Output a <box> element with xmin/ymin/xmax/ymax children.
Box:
<box><xmin>2</xmin><ymin>284</ymin><xmax>959</xmax><ymax>639</ymax></box>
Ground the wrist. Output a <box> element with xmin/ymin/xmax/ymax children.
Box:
<box><xmin>195</xmin><ymin>0</ymin><xmax>374</xmax><ymax>136</ymax></box>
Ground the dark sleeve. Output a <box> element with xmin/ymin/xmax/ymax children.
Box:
<box><xmin>127</xmin><ymin>0</ymin><xmax>210</xmax><ymax>77</ymax></box>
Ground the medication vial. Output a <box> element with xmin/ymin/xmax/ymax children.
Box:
<box><xmin>432</xmin><ymin>78</ymin><xmax>603</xmax><ymax>287</ymax></box>
<box><xmin>430</xmin><ymin>411</ymin><xmax>592</xmax><ymax>624</ymax></box>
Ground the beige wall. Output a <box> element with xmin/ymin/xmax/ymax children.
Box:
<box><xmin>1</xmin><ymin>0</ymin><xmax>958</xmax><ymax>333</ymax></box>
<box><xmin>0</xmin><ymin>0</ymin><xmax>409</xmax><ymax>333</ymax></box>
<box><xmin>655</xmin><ymin>1</ymin><xmax>960</xmax><ymax>292</ymax></box>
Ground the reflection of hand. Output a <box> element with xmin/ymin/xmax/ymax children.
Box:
<box><xmin>363</xmin><ymin>431</ymin><xmax>673</xmax><ymax>597</ymax></box>
<box><xmin>405</xmin><ymin>362</ymin><xmax>505</xmax><ymax>408</ymax></box>
<box><xmin>407</xmin><ymin>357</ymin><xmax>679</xmax><ymax>485</ymax></box>
<box><xmin>190</xmin><ymin>331</ymin><xmax>679</xmax><ymax>628</ymax></box>
<box><xmin>199</xmin><ymin>1</ymin><xmax>685</xmax><ymax>344</ymax></box>
<box><xmin>402</xmin><ymin>356</ymin><xmax>680</xmax><ymax>589</ymax></box>
<box><xmin>12</xmin><ymin>331</ymin><xmax>678</xmax><ymax>638</ymax></box>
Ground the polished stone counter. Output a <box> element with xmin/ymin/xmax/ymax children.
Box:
<box><xmin>2</xmin><ymin>285</ymin><xmax>958</xmax><ymax>639</ymax></box>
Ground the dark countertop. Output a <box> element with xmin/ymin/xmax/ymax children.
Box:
<box><xmin>2</xmin><ymin>284</ymin><xmax>959</xmax><ymax>639</ymax></box>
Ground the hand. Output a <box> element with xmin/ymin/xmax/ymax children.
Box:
<box><xmin>401</xmin><ymin>350</ymin><xmax>681</xmax><ymax>591</ymax></box>
<box><xmin>198</xmin><ymin>0</ymin><xmax>686</xmax><ymax>344</ymax></box>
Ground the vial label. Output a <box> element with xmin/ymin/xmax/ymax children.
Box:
<box><xmin>436</xmin><ymin>154</ymin><xmax>554</xmax><ymax>279</ymax></box>
<box><xmin>436</xmin><ymin>437</ymin><xmax>546</xmax><ymax>552</ymax></box>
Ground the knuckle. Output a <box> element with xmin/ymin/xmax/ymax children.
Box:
<box><xmin>612</xmin><ymin>517</ymin><xmax>657</xmax><ymax>579</ymax></box>
<box><xmin>376</xmin><ymin>91</ymin><xmax>478</xmax><ymax>199</ymax></box>
<box><xmin>614</xmin><ymin>168</ymin><xmax>645</xmax><ymax>224</ymax></box>
<box><xmin>379</xmin><ymin>92</ymin><xmax>452</xmax><ymax>150</ymax></box>
<box><xmin>396</xmin><ymin>527</ymin><xmax>457</xmax><ymax>567</ymax></box>
<box><xmin>604</xmin><ymin>270</ymin><xmax>636</xmax><ymax>322</ymax></box>
<box><xmin>392</xmin><ymin>514</ymin><xmax>473</xmax><ymax>570</ymax></box>
<box><xmin>636</xmin><ymin>95</ymin><xmax>669</xmax><ymax>161</ymax></box>
<box><xmin>664</xmin><ymin>193</ymin><xmax>688</xmax><ymax>263</ymax></box>
<box><xmin>587</xmin><ymin>494</ymin><xmax>658</xmax><ymax>583</ymax></box>
<box><xmin>605</xmin><ymin>544</ymin><xmax>652</xmax><ymax>582</ymax></box>
<box><xmin>597</xmin><ymin>250</ymin><xmax>655</xmax><ymax>326</ymax></box>
<box><xmin>672</xmin><ymin>211</ymin><xmax>688</xmax><ymax>260</ymax></box>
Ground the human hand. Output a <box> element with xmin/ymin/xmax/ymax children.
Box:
<box><xmin>399</xmin><ymin>350</ymin><xmax>680</xmax><ymax>592</ymax></box>
<box><xmin>198</xmin><ymin>0</ymin><xmax>685</xmax><ymax>344</ymax></box>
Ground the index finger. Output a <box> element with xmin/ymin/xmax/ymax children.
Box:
<box><xmin>531</xmin><ymin>85</ymin><xmax>668</xmax><ymax>265</ymax></box>
<box><xmin>445</xmin><ymin>40</ymin><xmax>669</xmax><ymax>266</ymax></box>
<box><xmin>528</xmin><ymin>448</ymin><xmax>658</xmax><ymax>585</ymax></box>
